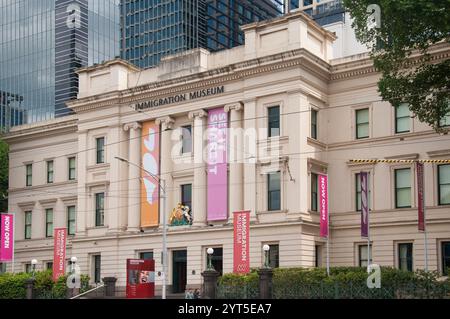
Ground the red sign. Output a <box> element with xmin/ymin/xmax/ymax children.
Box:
<box><xmin>416</xmin><ymin>162</ymin><xmax>425</xmax><ymax>231</ymax></box>
<box><xmin>0</xmin><ymin>214</ymin><xmax>14</xmax><ymax>262</ymax></box>
<box><xmin>126</xmin><ymin>259</ymin><xmax>155</xmax><ymax>299</ymax></box>
<box><xmin>319</xmin><ymin>174</ymin><xmax>329</xmax><ymax>238</ymax></box>
<box><xmin>52</xmin><ymin>228</ymin><xmax>67</xmax><ymax>281</ymax></box>
<box><xmin>233</xmin><ymin>211</ymin><xmax>250</xmax><ymax>273</ymax></box>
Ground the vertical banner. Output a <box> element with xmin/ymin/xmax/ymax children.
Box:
<box><xmin>126</xmin><ymin>259</ymin><xmax>155</xmax><ymax>299</ymax></box>
<box><xmin>360</xmin><ymin>172</ymin><xmax>369</xmax><ymax>237</ymax></box>
<box><xmin>233</xmin><ymin>211</ymin><xmax>250</xmax><ymax>273</ymax></box>
<box><xmin>319</xmin><ymin>175</ymin><xmax>329</xmax><ymax>238</ymax></box>
<box><xmin>0</xmin><ymin>214</ymin><xmax>14</xmax><ymax>262</ymax></box>
<box><xmin>52</xmin><ymin>228</ymin><xmax>67</xmax><ymax>281</ymax></box>
<box><xmin>207</xmin><ymin>107</ymin><xmax>228</xmax><ymax>221</ymax></box>
<box><xmin>416</xmin><ymin>162</ymin><xmax>425</xmax><ymax>231</ymax></box>
<box><xmin>141</xmin><ymin>121</ymin><xmax>160</xmax><ymax>227</ymax></box>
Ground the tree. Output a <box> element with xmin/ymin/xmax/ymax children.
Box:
<box><xmin>343</xmin><ymin>0</ymin><xmax>450</xmax><ymax>132</ymax></box>
<box><xmin>0</xmin><ymin>139</ymin><xmax>8</xmax><ymax>212</ymax></box>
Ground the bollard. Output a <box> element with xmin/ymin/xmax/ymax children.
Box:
<box><xmin>25</xmin><ymin>278</ymin><xmax>36</xmax><ymax>300</ymax></box>
<box><xmin>102</xmin><ymin>277</ymin><xmax>117</xmax><ymax>298</ymax></box>
<box><xmin>201</xmin><ymin>270</ymin><xmax>220</xmax><ymax>299</ymax></box>
<box><xmin>258</xmin><ymin>268</ymin><xmax>273</xmax><ymax>299</ymax></box>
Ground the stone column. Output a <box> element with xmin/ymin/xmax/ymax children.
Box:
<box><xmin>188</xmin><ymin>110</ymin><xmax>208</xmax><ymax>227</ymax></box>
<box><xmin>243</xmin><ymin>99</ymin><xmax>258</xmax><ymax>222</ymax></box>
<box><xmin>155</xmin><ymin>116</ymin><xmax>175</xmax><ymax>228</ymax></box>
<box><xmin>76</xmin><ymin>131</ymin><xmax>88</xmax><ymax>236</ymax></box>
<box><xmin>124</xmin><ymin>122</ymin><xmax>142</xmax><ymax>233</ymax></box>
<box><xmin>225</xmin><ymin>102</ymin><xmax>244</xmax><ymax>224</ymax></box>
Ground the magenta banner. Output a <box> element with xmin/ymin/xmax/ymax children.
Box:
<box><xmin>0</xmin><ymin>214</ymin><xmax>14</xmax><ymax>262</ymax></box>
<box><xmin>319</xmin><ymin>174</ymin><xmax>329</xmax><ymax>238</ymax></box>
<box><xmin>207</xmin><ymin>107</ymin><xmax>228</xmax><ymax>221</ymax></box>
<box><xmin>360</xmin><ymin>172</ymin><xmax>369</xmax><ymax>238</ymax></box>
<box><xmin>416</xmin><ymin>162</ymin><xmax>425</xmax><ymax>231</ymax></box>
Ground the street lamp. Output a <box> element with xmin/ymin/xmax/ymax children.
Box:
<box><xmin>207</xmin><ymin>248</ymin><xmax>214</xmax><ymax>271</ymax></box>
<box><xmin>70</xmin><ymin>256</ymin><xmax>77</xmax><ymax>273</ymax></box>
<box><xmin>31</xmin><ymin>259</ymin><xmax>38</xmax><ymax>278</ymax></box>
<box><xmin>115</xmin><ymin>156</ymin><xmax>168</xmax><ymax>299</ymax></box>
<box><xmin>263</xmin><ymin>245</ymin><xmax>270</xmax><ymax>269</ymax></box>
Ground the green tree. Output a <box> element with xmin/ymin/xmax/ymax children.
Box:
<box><xmin>0</xmin><ymin>139</ymin><xmax>8</xmax><ymax>212</ymax></box>
<box><xmin>343</xmin><ymin>0</ymin><xmax>450</xmax><ymax>132</ymax></box>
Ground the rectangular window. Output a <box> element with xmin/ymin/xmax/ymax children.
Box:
<box><xmin>67</xmin><ymin>206</ymin><xmax>76</xmax><ymax>235</ymax></box>
<box><xmin>315</xmin><ymin>245</ymin><xmax>322</xmax><ymax>267</ymax></box>
<box><xmin>139</xmin><ymin>252</ymin><xmax>154</xmax><ymax>260</ymax></box>
<box><xmin>442</xmin><ymin>242</ymin><xmax>450</xmax><ymax>276</ymax></box>
<box><xmin>207</xmin><ymin>248</ymin><xmax>224</xmax><ymax>276</ymax></box>
<box><xmin>181</xmin><ymin>125</ymin><xmax>192</xmax><ymax>154</ymax></box>
<box><xmin>355</xmin><ymin>173</ymin><xmax>371</xmax><ymax>211</ymax></box>
<box><xmin>46</xmin><ymin>262</ymin><xmax>53</xmax><ymax>270</ymax></box>
<box><xmin>45</xmin><ymin>209</ymin><xmax>53</xmax><ymax>238</ymax></box>
<box><xmin>268</xmin><ymin>172</ymin><xmax>281</xmax><ymax>211</ymax></box>
<box><xmin>395</xmin><ymin>168</ymin><xmax>411</xmax><ymax>208</ymax></box>
<box><xmin>398</xmin><ymin>243</ymin><xmax>413</xmax><ymax>272</ymax></box>
<box><xmin>26</xmin><ymin>164</ymin><xmax>32</xmax><ymax>186</ymax></box>
<box><xmin>268</xmin><ymin>106</ymin><xmax>280</xmax><ymax>137</ymax></box>
<box><xmin>311</xmin><ymin>173</ymin><xmax>318</xmax><ymax>211</ymax></box>
<box><xmin>395</xmin><ymin>103</ymin><xmax>410</xmax><ymax>133</ymax></box>
<box><xmin>0</xmin><ymin>263</ymin><xmax>6</xmax><ymax>274</ymax></box>
<box><xmin>24</xmin><ymin>211</ymin><xmax>32</xmax><ymax>240</ymax></box>
<box><xmin>181</xmin><ymin>184</ymin><xmax>192</xmax><ymax>209</ymax></box>
<box><xmin>311</xmin><ymin>109</ymin><xmax>318</xmax><ymax>139</ymax></box>
<box><xmin>95</xmin><ymin>193</ymin><xmax>105</xmax><ymax>227</ymax></box>
<box><xmin>25</xmin><ymin>264</ymin><xmax>32</xmax><ymax>273</ymax></box>
<box><xmin>268</xmin><ymin>244</ymin><xmax>279</xmax><ymax>268</ymax></box>
<box><xmin>68</xmin><ymin>157</ymin><xmax>76</xmax><ymax>180</ymax></box>
<box><xmin>356</xmin><ymin>108</ymin><xmax>369</xmax><ymax>139</ymax></box>
<box><xmin>359</xmin><ymin>245</ymin><xmax>372</xmax><ymax>267</ymax></box>
<box><xmin>47</xmin><ymin>160</ymin><xmax>54</xmax><ymax>183</ymax></box>
<box><xmin>96</xmin><ymin>137</ymin><xmax>105</xmax><ymax>164</ymax></box>
<box><xmin>438</xmin><ymin>164</ymin><xmax>450</xmax><ymax>205</ymax></box>
<box><xmin>93</xmin><ymin>255</ymin><xmax>101</xmax><ymax>283</ymax></box>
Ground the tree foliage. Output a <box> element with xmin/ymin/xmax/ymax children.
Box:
<box><xmin>343</xmin><ymin>0</ymin><xmax>450</xmax><ymax>132</ymax></box>
<box><xmin>0</xmin><ymin>139</ymin><xmax>8</xmax><ymax>212</ymax></box>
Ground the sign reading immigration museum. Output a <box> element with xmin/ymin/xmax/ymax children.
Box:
<box><xmin>141</xmin><ymin>121</ymin><xmax>160</xmax><ymax>227</ymax></box>
<box><xmin>52</xmin><ymin>228</ymin><xmax>67</xmax><ymax>281</ymax></box>
<box><xmin>233</xmin><ymin>211</ymin><xmax>250</xmax><ymax>274</ymax></box>
<box><xmin>207</xmin><ymin>107</ymin><xmax>228</xmax><ymax>221</ymax></box>
<box><xmin>134</xmin><ymin>86</ymin><xmax>225</xmax><ymax>111</ymax></box>
<box><xmin>0</xmin><ymin>214</ymin><xmax>14</xmax><ymax>262</ymax></box>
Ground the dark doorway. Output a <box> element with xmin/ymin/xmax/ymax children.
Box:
<box><xmin>209</xmin><ymin>248</ymin><xmax>223</xmax><ymax>276</ymax></box>
<box><xmin>172</xmin><ymin>250</ymin><xmax>187</xmax><ymax>293</ymax></box>
<box><xmin>442</xmin><ymin>242</ymin><xmax>450</xmax><ymax>275</ymax></box>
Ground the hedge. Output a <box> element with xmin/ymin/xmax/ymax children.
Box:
<box><xmin>0</xmin><ymin>270</ymin><xmax>90</xmax><ymax>299</ymax></box>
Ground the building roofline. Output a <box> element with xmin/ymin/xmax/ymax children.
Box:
<box><xmin>76</xmin><ymin>58</ymin><xmax>141</xmax><ymax>75</ymax></box>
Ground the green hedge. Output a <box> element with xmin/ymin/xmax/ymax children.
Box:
<box><xmin>218</xmin><ymin>267</ymin><xmax>450</xmax><ymax>299</ymax></box>
<box><xmin>0</xmin><ymin>270</ymin><xmax>90</xmax><ymax>299</ymax></box>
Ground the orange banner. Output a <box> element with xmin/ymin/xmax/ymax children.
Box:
<box><xmin>141</xmin><ymin>121</ymin><xmax>160</xmax><ymax>227</ymax></box>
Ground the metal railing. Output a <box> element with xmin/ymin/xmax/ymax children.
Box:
<box><xmin>70</xmin><ymin>284</ymin><xmax>105</xmax><ymax>300</ymax></box>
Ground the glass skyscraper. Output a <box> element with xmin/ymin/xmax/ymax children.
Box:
<box><xmin>0</xmin><ymin>0</ymin><xmax>120</xmax><ymax>131</ymax></box>
<box><xmin>288</xmin><ymin>0</ymin><xmax>345</xmax><ymax>26</ymax></box>
<box><xmin>121</xmin><ymin>0</ymin><xmax>284</xmax><ymax>69</ymax></box>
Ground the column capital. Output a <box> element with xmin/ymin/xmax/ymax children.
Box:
<box><xmin>224</xmin><ymin>102</ymin><xmax>243</xmax><ymax>113</ymax></box>
<box><xmin>123</xmin><ymin>122</ymin><xmax>142</xmax><ymax>131</ymax></box>
<box><xmin>155</xmin><ymin>116</ymin><xmax>175</xmax><ymax>129</ymax></box>
<box><xmin>188</xmin><ymin>109</ymin><xmax>207</xmax><ymax>120</ymax></box>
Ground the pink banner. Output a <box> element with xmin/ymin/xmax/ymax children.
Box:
<box><xmin>207</xmin><ymin>107</ymin><xmax>228</xmax><ymax>221</ymax></box>
<box><xmin>360</xmin><ymin>172</ymin><xmax>369</xmax><ymax>237</ymax></box>
<box><xmin>53</xmin><ymin>228</ymin><xmax>67</xmax><ymax>281</ymax></box>
<box><xmin>233</xmin><ymin>211</ymin><xmax>250</xmax><ymax>273</ymax></box>
<box><xmin>416</xmin><ymin>162</ymin><xmax>425</xmax><ymax>231</ymax></box>
<box><xmin>319</xmin><ymin>174</ymin><xmax>329</xmax><ymax>238</ymax></box>
<box><xmin>0</xmin><ymin>214</ymin><xmax>14</xmax><ymax>262</ymax></box>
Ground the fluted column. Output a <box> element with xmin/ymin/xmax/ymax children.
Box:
<box><xmin>243</xmin><ymin>99</ymin><xmax>258</xmax><ymax>222</ymax></box>
<box><xmin>225</xmin><ymin>102</ymin><xmax>244</xmax><ymax>223</ymax></box>
<box><xmin>76</xmin><ymin>131</ymin><xmax>87</xmax><ymax>236</ymax></box>
<box><xmin>155</xmin><ymin>116</ymin><xmax>175</xmax><ymax>228</ymax></box>
<box><xmin>124</xmin><ymin>122</ymin><xmax>142</xmax><ymax>233</ymax></box>
<box><xmin>188</xmin><ymin>109</ymin><xmax>208</xmax><ymax>227</ymax></box>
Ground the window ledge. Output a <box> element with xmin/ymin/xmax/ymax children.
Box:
<box><xmin>256</xmin><ymin>209</ymin><xmax>288</xmax><ymax>215</ymax></box>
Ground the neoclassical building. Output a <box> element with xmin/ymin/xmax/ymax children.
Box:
<box><xmin>2</xmin><ymin>12</ymin><xmax>450</xmax><ymax>293</ymax></box>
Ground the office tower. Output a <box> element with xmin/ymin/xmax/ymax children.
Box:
<box><xmin>287</xmin><ymin>0</ymin><xmax>345</xmax><ymax>25</ymax></box>
<box><xmin>121</xmin><ymin>0</ymin><xmax>284</xmax><ymax>69</ymax></box>
<box><xmin>0</xmin><ymin>0</ymin><xmax>120</xmax><ymax>131</ymax></box>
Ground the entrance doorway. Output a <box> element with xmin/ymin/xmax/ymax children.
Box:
<box><xmin>442</xmin><ymin>242</ymin><xmax>450</xmax><ymax>275</ymax></box>
<box><xmin>172</xmin><ymin>250</ymin><xmax>187</xmax><ymax>293</ymax></box>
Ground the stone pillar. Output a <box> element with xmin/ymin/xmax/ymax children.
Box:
<box><xmin>103</xmin><ymin>277</ymin><xmax>117</xmax><ymax>298</ymax></box>
<box><xmin>243</xmin><ymin>99</ymin><xmax>258</xmax><ymax>222</ymax></box>
<box><xmin>76</xmin><ymin>131</ymin><xmax>88</xmax><ymax>236</ymax></box>
<box><xmin>225</xmin><ymin>102</ymin><xmax>244</xmax><ymax>223</ymax></box>
<box><xmin>201</xmin><ymin>270</ymin><xmax>220</xmax><ymax>299</ymax></box>
<box><xmin>25</xmin><ymin>278</ymin><xmax>36</xmax><ymax>299</ymax></box>
<box><xmin>188</xmin><ymin>110</ymin><xmax>208</xmax><ymax>227</ymax></box>
<box><xmin>155</xmin><ymin>116</ymin><xmax>175</xmax><ymax>228</ymax></box>
<box><xmin>124</xmin><ymin>122</ymin><xmax>142</xmax><ymax>233</ymax></box>
<box><xmin>258</xmin><ymin>268</ymin><xmax>273</xmax><ymax>299</ymax></box>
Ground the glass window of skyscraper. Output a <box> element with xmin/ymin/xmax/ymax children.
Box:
<box><xmin>0</xmin><ymin>0</ymin><xmax>120</xmax><ymax>131</ymax></box>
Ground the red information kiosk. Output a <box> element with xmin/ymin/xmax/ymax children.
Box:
<box><xmin>126</xmin><ymin>259</ymin><xmax>155</xmax><ymax>299</ymax></box>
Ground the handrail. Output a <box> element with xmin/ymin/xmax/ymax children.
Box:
<box><xmin>70</xmin><ymin>283</ymin><xmax>105</xmax><ymax>299</ymax></box>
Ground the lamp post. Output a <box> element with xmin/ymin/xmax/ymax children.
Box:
<box><xmin>207</xmin><ymin>248</ymin><xmax>214</xmax><ymax>270</ymax></box>
<box><xmin>115</xmin><ymin>156</ymin><xmax>168</xmax><ymax>299</ymax></box>
<box><xmin>70</xmin><ymin>256</ymin><xmax>77</xmax><ymax>273</ymax></box>
<box><xmin>31</xmin><ymin>259</ymin><xmax>37</xmax><ymax>278</ymax></box>
<box><xmin>263</xmin><ymin>245</ymin><xmax>270</xmax><ymax>269</ymax></box>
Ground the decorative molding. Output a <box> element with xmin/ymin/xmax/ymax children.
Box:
<box><xmin>8</xmin><ymin>180</ymin><xmax>78</xmax><ymax>194</ymax></box>
<box><xmin>306</xmin><ymin>137</ymin><xmax>327</xmax><ymax>150</ymax></box>
<box><xmin>123</xmin><ymin>122</ymin><xmax>142</xmax><ymax>132</ymax></box>
<box><xmin>60</xmin><ymin>195</ymin><xmax>78</xmax><ymax>203</ymax></box>
<box><xmin>17</xmin><ymin>201</ymin><xmax>36</xmax><ymax>210</ymax></box>
<box><xmin>427</xmin><ymin>149</ymin><xmax>450</xmax><ymax>158</ymax></box>
<box><xmin>224</xmin><ymin>102</ymin><xmax>243</xmax><ymax>113</ymax></box>
<box><xmin>155</xmin><ymin>116</ymin><xmax>175</xmax><ymax>129</ymax></box>
<box><xmin>188</xmin><ymin>109</ymin><xmax>208</xmax><ymax>120</ymax></box>
<box><xmin>38</xmin><ymin>198</ymin><xmax>57</xmax><ymax>207</ymax></box>
<box><xmin>385</xmin><ymin>153</ymin><xmax>419</xmax><ymax>160</ymax></box>
<box><xmin>307</xmin><ymin>158</ymin><xmax>328</xmax><ymax>170</ymax></box>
